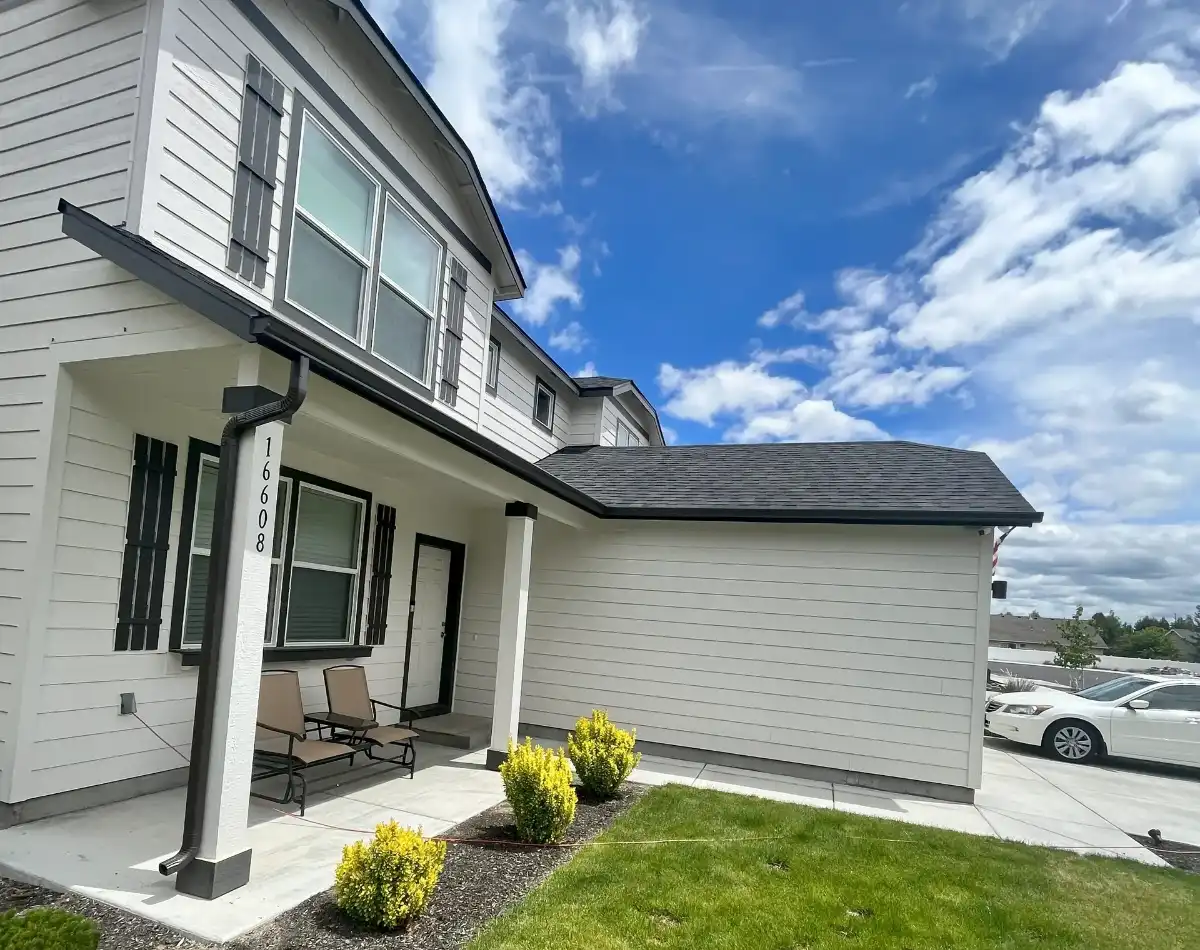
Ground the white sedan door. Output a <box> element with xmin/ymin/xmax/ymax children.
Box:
<box><xmin>1107</xmin><ymin>684</ymin><xmax>1200</xmax><ymax>766</ymax></box>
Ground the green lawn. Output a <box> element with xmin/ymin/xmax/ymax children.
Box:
<box><xmin>468</xmin><ymin>785</ymin><xmax>1200</xmax><ymax>950</ymax></box>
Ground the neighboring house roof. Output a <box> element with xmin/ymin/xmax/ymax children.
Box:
<box><xmin>537</xmin><ymin>443</ymin><xmax>1042</xmax><ymax>525</ymax></box>
<box><xmin>989</xmin><ymin>615</ymin><xmax>1107</xmax><ymax>649</ymax></box>
<box><xmin>61</xmin><ymin>202</ymin><xmax>1042</xmax><ymax>528</ymax></box>
<box><xmin>279</xmin><ymin>0</ymin><xmax>525</xmax><ymax>299</ymax></box>
<box><xmin>1169</xmin><ymin>628</ymin><xmax>1200</xmax><ymax>646</ymax></box>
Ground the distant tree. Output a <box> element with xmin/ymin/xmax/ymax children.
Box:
<box><xmin>1029</xmin><ymin>609</ymin><xmax>1040</xmax><ymax>619</ymax></box>
<box><xmin>1119</xmin><ymin>627</ymin><xmax>1181</xmax><ymax>661</ymax></box>
<box><xmin>1090</xmin><ymin>611</ymin><xmax>1129</xmax><ymax>650</ymax></box>
<box><xmin>1134</xmin><ymin>615</ymin><xmax>1172</xmax><ymax>632</ymax></box>
<box><xmin>1052</xmin><ymin>606</ymin><xmax>1100</xmax><ymax>671</ymax></box>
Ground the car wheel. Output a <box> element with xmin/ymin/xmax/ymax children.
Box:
<box><xmin>1043</xmin><ymin>721</ymin><xmax>1102</xmax><ymax>763</ymax></box>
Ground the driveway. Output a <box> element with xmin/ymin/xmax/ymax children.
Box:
<box><xmin>980</xmin><ymin>737</ymin><xmax>1200</xmax><ymax>852</ymax></box>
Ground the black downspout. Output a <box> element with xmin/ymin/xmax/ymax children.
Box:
<box><xmin>160</xmin><ymin>357</ymin><xmax>309</xmax><ymax>878</ymax></box>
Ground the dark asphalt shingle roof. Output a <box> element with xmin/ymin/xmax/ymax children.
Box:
<box><xmin>573</xmin><ymin>375</ymin><xmax>633</xmax><ymax>390</ymax></box>
<box><xmin>536</xmin><ymin>441</ymin><xmax>1041</xmax><ymax>525</ymax></box>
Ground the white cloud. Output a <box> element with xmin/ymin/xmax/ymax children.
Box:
<box><xmin>757</xmin><ymin>290</ymin><xmax>808</xmax><ymax>328</ymax></box>
<box><xmin>661</xmin><ymin>424</ymin><xmax>679</xmax><ymax>444</ymax></box>
<box><xmin>656</xmin><ymin>358</ymin><xmax>884</xmax><ymax>444</ymax></box>
<box><xmin>562</xmin><ymin>0</ymin><xmax>646</xmax><ymax>110</ymax></box>
<box><xmin>580</xmin><ymin>171</ymin><xmax>601</xmax><ymax>187</ymax></box>
<box><xmin>575</xmin><ymin>360</ymin><xmax>599</xmax><ymax>377</ymax></box>
<box><xmin>727</xmin><ymin>400</ymin><xmax>887</xmax><ymax>443</ymax></box>
<box><xmin>426</xmin><ymin>0</ymin><xmax>559</xmax><ymax>204</ymax></box>
<box><xmin>549</xmin><ymin>320</ymin><xmax>590</xmax><ymax>353</ymax></box>
<box><xmin>511</xmin><ymin>245</ymin><xmax>583</xmax><ymax>325</ymax></box>
<box><xmin>905</xmin><ymin>75</ymin><xmax>938</xmax><ymax>99</ymax></box>
<box><xmin>657</xmin><ymin>360</ymin><xmax>803</xmax><ymax>426</ymax></box>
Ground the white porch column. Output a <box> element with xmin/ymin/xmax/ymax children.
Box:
<box><xmin>487</xmin><ymin>502</ymin><xmax>537</xmax><ymax>769</ymax></box>
<box><xmin>177</xmin><ymin>351</ymin><xmax>286</xmax><ymax>898</ymax></box>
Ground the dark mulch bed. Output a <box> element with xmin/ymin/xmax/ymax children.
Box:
<box><xmin>235</xmin><ymin>782</ymin><xmax>648</xmax><ymax>950</ymax></box>
<box><xmin>0</xmin><ymin>877</ymin><xmax>214</xmax><ymax>949</ymax></box>
<box><xmin>1130</xmin><ymin>834</ymin><xmax>1200</xmax><ymax>874</ymax></box>
<box><xmin>0</xmin><ymin>783</ymin><xmax>645</xmax><ymax>949</ymax></box>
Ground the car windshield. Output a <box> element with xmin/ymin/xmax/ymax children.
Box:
<box><xmin>1075</xmin><ymin>676</ymin><xmax>1155</xmax><ymax>702</ymax></box>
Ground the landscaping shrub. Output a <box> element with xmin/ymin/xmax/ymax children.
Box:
<box><xmin>0</xmin><ymin>907</ymin><xmax>100</xmax><ymax>950</ymax></box>
<box><xmin>499</xmin><ymin>738</ymin><xmax>577</xmax><ymax>843</ymax></box>
<box><xmin>568</xmin><ymin>709</ymin><xmax>640</xmax><ymax>799</ymax></box>
<box><xmin>334</xmin><ymin>821</ymin><xmax>446</xmax><ymax>930</ymax></box>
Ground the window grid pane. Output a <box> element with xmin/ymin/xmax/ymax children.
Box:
<box><xmin>373</xmin><ymin>281</ymin><xmax>432</xmax><ymax>379</ymax></box>
<box><xmin>296</xmin><ymin>120</ymin><xmax>376</xmax><ymax>257</ymax></box>
<box><xmin>288</xmin><ymin>216</ymin><xmax>366</xmax><ymax>338</ymax></box>
<box><xmin>380</xmin><ymin>201</ymin><xmax>440</xmax><ymax>313</ymax></box>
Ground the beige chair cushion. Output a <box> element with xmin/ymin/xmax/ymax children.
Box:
<box><xmin>257</xmin><ymin>670</ymin><xmax>306</xmax><ymax>739</ymax></box>
<box><xmin>324</xmin><ymin>666</ymin><xmax>375</xmax><ymax>722</ymax></box>
<box><xmin>255</xmin><ymin>735</ymin><xmax>355</xmax><ymax>764</ymax></box>
<box><xmin>364</xmin><ymin>725</ymin><xmax>418</xmax><ymax>746</ymax></box>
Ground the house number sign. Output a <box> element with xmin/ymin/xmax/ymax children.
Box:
<box><xmin>256</xmin><ymin>436</ymin><xmax>274</xmax><ymax>553</ymax></box>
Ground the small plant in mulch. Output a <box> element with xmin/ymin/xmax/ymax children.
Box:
<box><xmin>334</xmin><ymin>821</ymin><xmax>446</xmax><ymax>931</ymax></box>
<box><xmin>499</xmin><ymin>738</ymin><xmax>577</xmax><ymax>843</ymax></box>
<box><xmin>0</xmin><ymin>906</ymin><xmax>100</xmax><ymax>949</ymax></box>
<box><xmin>568</xmin><ymin>710</ymin><xmax>641</xmax><ymax>800</ymax></box>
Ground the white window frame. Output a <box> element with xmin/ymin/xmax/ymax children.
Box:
<box><xmin>533</xmin><ymin>378</ymin><xmax>556</xmax><ymax>431</ymax></box>
<box><xmin>180</xmin><ymin>456</ymin><xmax>219</xmax><ymax>647</ymax></box>
<box><xmin>369</xmin><ymin>196</ymin><xmax>443</xmax><ymax>385</ymax></box>
<box><xmin>284</xmin><ymin>112</ymin><xmax>381</xmax><ymax>346</ymax></box>
<box><xmin>283</xmin><ymin>482</ymin><xmax>368</xmax><ymax>647</ymax></box>
<box><xmin>615</xmin><ymin>419</ymin><xmax>641</xmax><ymax>447</ymax></box>
<box><xmin>179</xmin><ymin>452</ymin><xmax>370</xmax><ymax>652</ymax></box>
<box><xmin>486</xmin><ymin>336</ymin><xmax>500</xmax><ymax>394</ymax></box>
<box><xmin>265</xmin><ymin>476</ymin><xmax>292</xmax><ymax>643</ymax></box>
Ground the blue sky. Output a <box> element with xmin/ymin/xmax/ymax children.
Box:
<box><xmin>366</xmin><ymin>0</ymin><xmax>1200</xmax><ymax>621</ymax></box>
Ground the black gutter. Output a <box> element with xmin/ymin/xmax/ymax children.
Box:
<box><xmin>159</xmin><ymin>357</ymin><xmax>309</xmax><ymax>879</ymax></box>
<box><xmin>59</xmin><ymin>203</ymin><xmax>1043</xmax><ymax>530</ymax></box>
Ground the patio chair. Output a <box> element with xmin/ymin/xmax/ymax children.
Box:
<box><xmin>253</xmin><ymin>669</ymin><xmax>359</xmax><ymax>816</ymax></box>
<box><xmin>322</xmin><ymin>664</ymin><xmax>419</xmax><ymax>778</ymax></box>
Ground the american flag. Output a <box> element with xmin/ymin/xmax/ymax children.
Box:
<box><xmin>993</xmin><ymin>528</ymin><xmax>1015</xmax><ymax>576</ymax></box>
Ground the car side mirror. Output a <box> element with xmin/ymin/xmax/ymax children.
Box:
<box><xmin>1127</xmin><ymin>699</ymin><xmax>1150</xmax><ymax>710</ymax></box>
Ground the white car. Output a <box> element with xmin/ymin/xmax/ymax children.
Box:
<box><xmin>985</xmin><ymin>674</ymin><xmax>1200</xmax><ymax>767</ymax></box>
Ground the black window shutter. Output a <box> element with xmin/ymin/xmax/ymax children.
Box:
<box><xmin>438</xmin><ymin>259</ymin><xmax>467</xmax><ymax>406</ymax></box>
<box><xmin>115</xmin><ymin>435</ymin><xmax>178</xmax><ymax>652</ymax></box>
<box><xmin>227</xmin><ymin>54</ymin><xmax>285</xmax><ymax>288</ymax></box>
<box><xmin>365</xmin><ymin>504</ymin><xmax>397</xmax><ymax>646</ymax></box>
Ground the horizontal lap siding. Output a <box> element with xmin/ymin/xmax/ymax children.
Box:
<box><xmin>0</xmin><ymin>0</ymin><xmax>149</xmax><ymax>796</ymax></box>
<box><xmin>156</xmin><ymin>0</ymin><xmax>493</xmax><ymax>427</ymax></box>
<box><xmin>599</xmin><ymin>397</ymin><xmax>644</xmax><ymax>446</ymax></box>
<box><xmin>24</xmin><ymin>384</ymin><xmax>478</xmax><ymax>800</ymax></box>
<box><xmin>566</xmin><ymin>400</ymin><xmax>600</xmax><ymax>445</ymax></box>
<box><xmin>521</xmin><ymin>521</ymin><xmax>984</xmax><ymax>789</ymax></box>
<box><xmin>481</xmin><ymin>346</ymin><xmax>567</xmax><ymax>462</ymax></box>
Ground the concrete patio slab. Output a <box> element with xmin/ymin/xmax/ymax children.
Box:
<box><xmin>832</xmin><ymin>786</ymin><xmax>998</xmax><ymax>837</ymax></box>
<box><xmin>695</xmin><ymin>765</ymin><xmax>834</xmax><ymax>807</ymax></box>
<box><xmin>0</xmin><ymin>743</ymin><xmax>505</xmax><ymax>944</ymax></box>
<box><xmin>630</xmin><ymin>754</ymin><xmax>706</xmax><ymax>786</ymax></box>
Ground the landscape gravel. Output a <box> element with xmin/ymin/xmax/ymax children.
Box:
<box><xmin>0</xmin><ymin>782</ymin><xmax>646</xmax><ymax>950</ymax></box>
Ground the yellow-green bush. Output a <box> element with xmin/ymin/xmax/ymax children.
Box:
<box><xmin>499</xmin><ymin>738</ymin><xmax>577</xmax><ymax>843</ymax></box>
<box><xmin>334</xmin><ymin>821</ymin><xmax>446</xmax><ymax>930</ymax></box>
<box><xmin>568</xmin><ymin>710</ymin><xmax>640</xmax><ymax>799</ymax></box>
<box><xmin>0</xmin><ymin>907</ymin><xmax>99</xmax><ymax>949</ymax></box>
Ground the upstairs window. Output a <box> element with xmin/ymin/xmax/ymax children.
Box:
<box><xmin>375</xmin><ymin>200</ymin><xmax>442</xmax><ymax>380</ymax></box>
<box><xmin>486</xmin><ymin>337</ymin><xmax>500</xmax><ymax>394</ymax></box>
<box><xmin>279</xmin><ymin>101</ymin><xmax>448</xmax><ymax>396</ymax></box>
<box><xmin>533</xmin><ymin>379</ymin><xmax>555</xmax><ymax>431</ymax></box>
<box><xmin>287</xmin><ymin>116</ymin><xmax>378</xmax><ymax>340</ymax></box>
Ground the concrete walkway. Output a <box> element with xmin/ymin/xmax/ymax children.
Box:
<box><xmin>629</xmin><ymin>740</ymin><xmax>1196</xmax><ymax>867</ymax></box>
<box><xmin>2</xmin><ymin>738</ymin><xmax>1194</xmax><ymax>943</ymax></box>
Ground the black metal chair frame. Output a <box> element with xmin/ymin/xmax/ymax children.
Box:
<box><xmin>321</xmin><ymin>664</ymin><xmax>420</xmax><ymax>779</ymax></box>
<box><xmin>251</xmin><ymin>721</ymin><xmax>361</xmax><ymax>817</ymax></box>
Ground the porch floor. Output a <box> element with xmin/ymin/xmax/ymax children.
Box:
<box><xmin>0</xmin><ymin>743</ymin><xmax>504</xmax><ymax>944</ymax></box>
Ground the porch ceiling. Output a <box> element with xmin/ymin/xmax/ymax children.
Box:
<box><xmin>66</xmin><ymin>347</ymin><xmax>574</xmax><ymax>517</ymax></box>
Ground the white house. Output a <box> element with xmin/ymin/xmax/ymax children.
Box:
<box><xmin>0</xmin><ymin>0</ymin><xmax>1041</xmax><ymax>899</ymax></box>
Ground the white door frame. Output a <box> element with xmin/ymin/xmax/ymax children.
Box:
<box><xmin>400</xmin><ymin>533</ymin><xmax>466</xmax><ymax>714</ymax></box>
